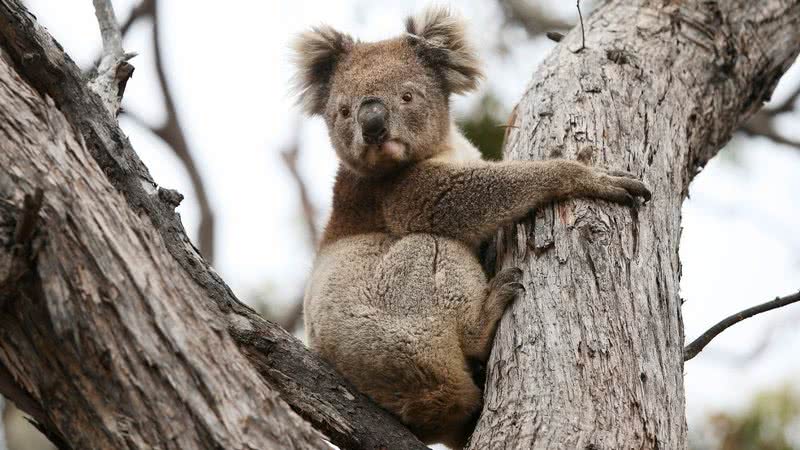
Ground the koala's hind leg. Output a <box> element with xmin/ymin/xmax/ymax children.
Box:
<box><xmin>461</xmin><ymin>267</ymin><xmax>524</xmax><ymax>362</ymax></box>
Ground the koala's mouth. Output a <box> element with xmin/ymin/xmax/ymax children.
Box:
<box><xmin>363</xmin><ymin>139</ymin><xmax>408</xmax><ymax>163</ymax></box>
<box><xmin>378</xmin><ymin>140</ymin><xmax>406</xmax><ymax>160</ymax></box>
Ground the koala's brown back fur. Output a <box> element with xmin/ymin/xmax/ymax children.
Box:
<box><xmin>294</xmin><ymin>7</ymin><xmax>651</xmax><ymax>448</ymax></box>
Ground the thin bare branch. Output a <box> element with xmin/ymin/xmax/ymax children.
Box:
<box><xmin>573</xmin><ymin>0</ymin><xmax>586</xmax><ymax>53</ymax></box>
<box><xmin>738</xmin><ymin>67</ymin><xmax>800</xmax><ymax>149</ymax></box>
<box><xmin>684</xmin><ymin>291</ymin><xmax>800</xmax><ymax>361</ymax></box>
<box><xmin>766</xmin><ymin>81</ymin><xmax>800</xmax><ymax>115</ymax></box>
<box><xmin>740</xmin><ymin>111</ymin><xmax>800</xmax><ymax>150</ymax></box>
<box><xmin>88</xmin><ymin>0</ymin><xmax>134</xmax><ymax>115</ymax></box>
<box><xmin>150</xmin><ymin>0</ymin><xmax>215</xmax><ymax>262</ymax></box>
<box><xmin>280</xmin><ymin>130</ymin><xmax>319</xmax><ymax>249</ymax></box>
<box><xmin>93</xmin><ymin>0</ymin><xmax>123</xmax><ymax>56</ymax></box>
<box><xmin>277</xmin><ymin>121</ymin><xmax>319</xmax><ymax>334</ymax></box>
<box><xmin>120</xmin><ymin>0</ymin><xmax>154</xmax><ymax>36</ymax></box>
<box><xmin>695</xmin><ymin>307</ymin><xmax>800</xmax><ymax>366</ymax></box>
<box><xmin>115</xmin><ymin>0</ymin><xmax>215</xmax><ymax>262</ymax></box>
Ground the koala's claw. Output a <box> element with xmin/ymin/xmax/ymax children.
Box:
<box><xmin>598</xmin><ymin>169</ymin><xmax>652</xmax><ymax>205</ymax></box>
<box><xmin>508</xmin><ymin>282</ymin><xmax>526</xmax><ymax>294</ymax></box>
<box><xmin>613</xmin><ymin>177</ymin><xmax>652</xmax><ymax>202</ymax></box>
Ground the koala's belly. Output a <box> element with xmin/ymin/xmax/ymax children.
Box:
<box><xmin>304</xmin><ymin>232</ymin><xmax>486</xmax><ymax>364</ymax></box>
<box><xmin>308</xmin><ymin>232</ymin><xmax>485</xmax><ymax>313</ymax></box>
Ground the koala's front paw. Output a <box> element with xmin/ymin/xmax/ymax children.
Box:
<box><xmin>592</xmin><ymin>168</ymin><xmax>652</xmax><ymax>207</ymax></box>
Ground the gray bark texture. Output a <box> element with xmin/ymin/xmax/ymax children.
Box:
<box><xmin>0</xmin><ymin>1</ymin><xmax>425</xmax><ymax>449</ymax></box>
<box><xmin>0</xmin><ymin>36</ymin><xmax>325</xmax><ymax>450</ymax></box>
<box><xmin>469</xmin><ymin>1</ymin><xmax>800</xmax><ymax>449</ymax></box>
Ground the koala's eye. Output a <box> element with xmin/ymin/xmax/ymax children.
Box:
<box><xmin>401</xmin><ymin>92</ymin><xmax>413</xmax><ymax>103</ymax></box>
<box><xmin>339</xmin><ymin>106</ymin><xmax>351</xmax><ymax>118</ymax></box>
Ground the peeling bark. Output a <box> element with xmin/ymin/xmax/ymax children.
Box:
<box><xmin>469</xmin><ymin>1</ymin><xmax>800</xmax><ymax>449</ymax></box>
<box><xmin>0</xmin><ymin>1</ymin><xmax>426</xmax><ymax>448</ymax></box>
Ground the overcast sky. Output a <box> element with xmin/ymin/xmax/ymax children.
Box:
<box><xmin>22</xmin><ymin>0</ymin><xmax>800</xmax><ymax>426</ymax></box>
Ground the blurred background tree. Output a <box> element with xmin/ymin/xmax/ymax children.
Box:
<box><xmin>691</xmin><ymin>385</ymin><xmax>800</xmax><ymax>450</ymax></box>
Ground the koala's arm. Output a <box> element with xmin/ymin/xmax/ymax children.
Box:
<box><xmin>384</xmin><ymin>159</ymin><xmax>650</xmax><ymax>245</ymax></box>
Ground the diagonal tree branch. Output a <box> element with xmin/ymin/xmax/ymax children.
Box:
<box><xmin>684</xmin><ymin>291</ymin><xmax>800</xmax><ymax>361</ymax></box>
<box><xmin>0</xmin><ymin>1</ymin><xmax>426</xmax><ymax>448</ymax></box>
<box><xmin>697</xmin><ymin>316</ymin><xmax>793</xmax><ymax>366</ymax></box>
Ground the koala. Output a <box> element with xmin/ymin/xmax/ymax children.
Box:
<box><xmin>293</xmin><ymin>7</ymin><xmax>650</xmax><ymax>448</ymax></box>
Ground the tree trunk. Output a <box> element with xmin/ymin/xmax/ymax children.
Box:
<box><xmin>0</xmin><ymin>1</ymin><xmax>426</xmax><ymax>449</ymax></box>
<box><xmin>0</xmin><ymin>45</ymin><xmax>328</xmax><ymax>450</ymax></box>
<box><xmin>469</xmin><ymin>1</ymin><xmax>800</xmax><ymax>449</ymax></box>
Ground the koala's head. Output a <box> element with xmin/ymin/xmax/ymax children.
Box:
<box><xmin>292</xmin><ymin>7</ymin><xmax>482</xmax><ymax>176</ymax></box>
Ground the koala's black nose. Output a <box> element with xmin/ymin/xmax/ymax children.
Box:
<box><xmin>358</xmin><ymin>99</ymin><xmax>388</xmax><ymax>145</ymax></box>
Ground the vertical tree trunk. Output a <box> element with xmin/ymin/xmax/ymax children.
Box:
<box><xmin>469</xmin><ymin>1</ymin><xmax>800</xmax><ymax>449</ymax></box>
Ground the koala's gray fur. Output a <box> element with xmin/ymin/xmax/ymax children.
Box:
<box><xmin>293</xmin><ymin>7</ymin><xmax>651</xmax><ymax>448</ymax></box>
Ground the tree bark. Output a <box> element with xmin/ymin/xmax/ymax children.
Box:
<box><xmin>0</xmin><ymin>1</ymin><xmax>426</xmax><ymax>449</ymax></box>
<box><xmin>0</xmin><ymin>45</ymin><xmax>327</xmax><ymax>450</ymax></box>
<box><xmin>469</xmin><ymin>1</ymin><xmax>800</xmax><ymax>449</ymax></box>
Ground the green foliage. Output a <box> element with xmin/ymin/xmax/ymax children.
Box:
<box><xmin>458</xmin><ymin>94</ymin><xmax>508</xmax><ymax>161</ymax></box>
<box><xmin>691</xmin><ymin>384</ymin><xmax>800</xmax><ymax>450</ymax></box>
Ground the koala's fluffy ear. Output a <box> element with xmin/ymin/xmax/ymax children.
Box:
<box><xmin>291</xmin><ymin>26</ymin><xmax>354</xmax><ymax>115</ymax></box>
<box><xmin>405</xmin><ymin>7</ymin><xmax>483</xmax><ymax>95</ymax></box>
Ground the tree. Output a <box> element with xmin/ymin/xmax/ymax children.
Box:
<box><xmin>469</xmin><ymin>1</ymin><xmax>800</xmax><ymax>449</ymax></box>
<box><xmin>690</xmin><ymin>384</ymin><xmax>800</xmax><ymax>450</ymax></box>
<box><xmin>0</xmin><ymin>1</ymin><xmax>798</xmax><ymax>450</ymax></box>
<box><xmin>0</xmin><ymin>0</ymin><xmax>424</xmax><ymax>448</ymax></box>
